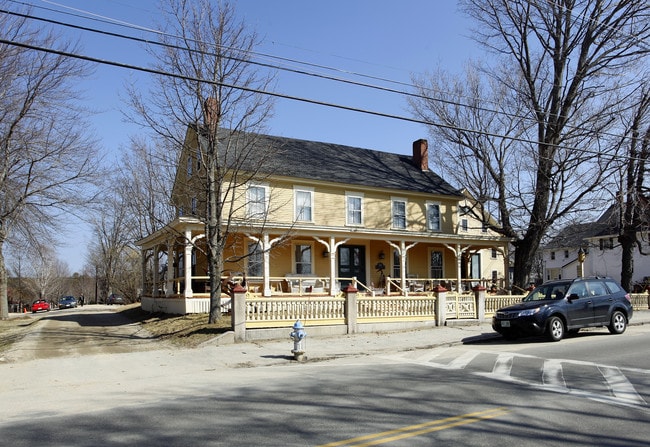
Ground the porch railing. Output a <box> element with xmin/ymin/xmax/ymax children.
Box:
<box><xmin>143</xmin><ymin>275</ymin><xmax>511</xmax><ymax>298</ymax></box>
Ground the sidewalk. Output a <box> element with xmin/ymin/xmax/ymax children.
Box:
<box><xmin>206</xmin><ymin>309</ymin><xmax>650</xmax><ymax>367</ymax></box>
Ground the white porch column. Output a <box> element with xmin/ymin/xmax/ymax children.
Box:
<box><xmin>152</xmin><ymin>245</ymin><xmax>160</xmax><ymax>297</ymax></box>
<box><xmin>263</xmin><ymin>233</ymin><xmax>272</xmax><ymax>296</ymax></box>
<box><xmin>315</xmin><ymin>236</ymin><xmax>349</xmax><ymax>296</ymax></box>
<box><xmin>387</xmin><ymin>240</ymin><xmax>418</xmax><ymax>296</ymax></box>
<box><xmin>140</xmin><ymin>249</ymin><xmax>147</xmax><ymax>297</ymax></box>
<box><xmin>184</xmin><ymin>229</ymin><xmax>193</xmax><ymax>298</ymax></box>
<box><xmin>165</xmin><ymin>238</ymin><xmax>174</xmax><ymax>296</ymax></box>
<box><xmin>246</xmin><ymin>232</ymin><xmax>283</xmax><ymax>297</ymax></box>
<box><xmin>456</xmin><ymin>243</ymin><xmax>462</xmax><ymax>292</ymax></box>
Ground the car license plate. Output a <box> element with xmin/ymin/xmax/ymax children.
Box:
<box><xmin>500</xmin><ymin>320</ymin><xmax>510</xmax><ymax>328</ymax></box>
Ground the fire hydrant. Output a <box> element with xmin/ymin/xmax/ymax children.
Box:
<box><xmin>289</xmin><ymin>319</ymin><xmax>307</xmax><ymax>361</ymax></box>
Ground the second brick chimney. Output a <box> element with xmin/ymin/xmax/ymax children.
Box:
<box><xmin>412</xmin><ymin>139</ymin><xmax>428</xmax><ymax>171</ymax></box>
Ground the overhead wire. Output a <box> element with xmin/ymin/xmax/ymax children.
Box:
<box><xmin>1</xmin><ymin>0</ymin><xmax>648</xmax><ymax>161</ymax></box>
<box><xmin>12</xmin><ymin>0</ymin><xmax>639</xmax><ymax>145</ymax></box>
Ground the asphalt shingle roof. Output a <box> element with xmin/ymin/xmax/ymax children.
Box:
<box><xmin>216</xmin><ymin>130</ymin><xmax>462</xmax><ymax>197</ymax></box>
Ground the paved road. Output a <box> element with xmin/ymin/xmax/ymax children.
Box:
<box><xmin>1</xmin><ymin>328</ymin><xmax>650</xmax><ymax>446</ymax></box>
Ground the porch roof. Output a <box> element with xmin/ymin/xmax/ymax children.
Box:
<box><xmin>136</xmin><ymin>216</ymin><xmax>511</xmax><ymax>251</ymax></box>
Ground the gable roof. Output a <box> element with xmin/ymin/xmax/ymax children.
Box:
<box><xmin>544</xmin><ymin>223</ymin><xmax>603</xmax><ymax>249</ymax></box>
<box><xmin>208</xmin><ymin>129</ymin><xmax>463</xmax><ymax>197</ymax></box>
<box><xmin>544</xmin><ymin>200</ymin><xmax>650</xmax><ymax>250</ymax></box>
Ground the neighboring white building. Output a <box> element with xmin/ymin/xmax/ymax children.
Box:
<box><xmin>543</xmin><ymin>205</ymin><xmax>650</xmax><ymax>289</ymax></box>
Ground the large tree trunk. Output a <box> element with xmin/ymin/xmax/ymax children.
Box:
<box><xmin>619</xmin><ymin>232</ymin><xmax>635</xmax><ymax>292</ymax></box>
<box><xmin>512</xmin><ymin>236</ymin><xmax>540</xmax><ymax>293</ymax></box>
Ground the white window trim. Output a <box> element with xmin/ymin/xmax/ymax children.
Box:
<box><xmin>426</xmin><ymin>201</ymin><xmax>441</xmax><ymax>232</ymax></box>
<box><xmin>391</xmin><ymin>197</ymin><xmax>407</xmax><ymax>229</ymax></box>
<box><xmin>294</xmin><ymin>186</ymin><xmax>314</xmax><ymax>223</ymax></box>
<box><xmin>247</xmin><ymin>182</ymin><xmax>270</xmax><ymax>219</ymax></box>
<box><xmin>345</xmin><ymin>191</ymin><xmax>364</xmax><ymax>226</ymax></box>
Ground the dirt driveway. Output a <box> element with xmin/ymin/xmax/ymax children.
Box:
<box><xmin>2</xmin><ymin>305</ymin><xmax>162</xmax><ymax>362</ymax></box>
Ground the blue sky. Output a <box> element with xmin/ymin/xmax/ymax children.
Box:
<box><xmin>18</xmin><ymin>0</ymin><xmax>479</xmax><ymax>272</ymax></box>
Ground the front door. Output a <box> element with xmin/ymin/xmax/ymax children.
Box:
<box><xmin>338</xmin><ymin>245</ymin><xmax>366</xmax><ymax>288</ymax></box>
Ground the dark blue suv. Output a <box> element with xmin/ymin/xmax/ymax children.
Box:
<box><xmin>492</xmin><ymin>277</ymin><xmax>633</xmax><ymax>342</ymax></box>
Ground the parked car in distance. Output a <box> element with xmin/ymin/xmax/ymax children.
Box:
<box><xmin>107</xmin><ymin>294</ymin><xmax>125</xmax><ymax>305</ymax></box>
<box><xmin>492</xmin><ymin>277</ymin><xmax>633</xmax><ymax>342</ymax></box>
<box><xmin>58</xmin><ymin>296</ymin><xmax>78</xmax><ymax>309</ymax></box>
<box><xmin>31</xmin><ymin>299</ymin><xmax>50</xmax><ymax>313</ymax></box>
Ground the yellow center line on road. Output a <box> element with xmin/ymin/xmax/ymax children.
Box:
<box><xmin>317</xmin><ymin>407</ymin><xmax>510</xmax><ymax>447</ymax></box>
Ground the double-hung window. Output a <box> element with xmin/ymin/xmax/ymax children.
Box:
<box><xmin>426</xmin><ymin>202</ymin><xmax>441</xmax><ymax>231</ymax></box>
<box><xmin>392</xmin><ymin>198</ymin><xmax>406</xmax><ymax>229</ymax></box>
<box><xmin>294</xmin><ymin>243</ymin><xmax>312</xmax><ymax>274</ymax></box>
<box><xmin>247</xmin><ymin>242</ymin><xmax>263</xmax><ymax>277</ymax></box>
<box><xmin>430</xmin><ymin>250</ymin><xmax>443</xmax><ymax>278</ymax></box>
<box><xmin>295</xmin><ymin>187</ymin><xmax>313</xmax><ymax>222</ymax></box>
<box><xmin>247</xmin><ymin>184</ymin><xmax>268</xmax><ymax>219</ymax></box>
<box><xmin>346</xmin><ymin>193</ymin><xmax>363</xmax><ymax>226</ymax></box>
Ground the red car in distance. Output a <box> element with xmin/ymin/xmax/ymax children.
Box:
<box><xmin>31</xmin><ymin>299</ymin><xmax>50</xmax><ymax>313</ymax></box>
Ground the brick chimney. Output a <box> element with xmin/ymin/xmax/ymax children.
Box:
<box><xmin>412</xmin><ymin>139</ymin><xmax>428</xmax><ymax>171</ymax></box>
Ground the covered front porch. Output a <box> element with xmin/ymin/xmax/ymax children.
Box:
<box><xmin>136</xmin><ymin>216</ymin><xmax>511</xmax><ymax>312</ymax></box>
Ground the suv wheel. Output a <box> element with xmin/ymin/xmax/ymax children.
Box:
<box><xmin>608</xmin><ymin>310</ymin><xmax>627</xmax><ymax>334</ymax></box>
<box><xmin>546</xmin><ymin>316</ymin><xmax>565</xmax><ymax>342</ymax></box>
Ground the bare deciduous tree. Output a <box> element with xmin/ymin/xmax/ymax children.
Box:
<box><xmin>410</xmin><ymin>0</ymin><xmax>650</xmax><ymax>289</ymax></box>
<box><xmin>615</xmin><ymin>85</ymin><xmax>650</xmax><ymax>291</ymax></box>
<box><xmin>117</xmin><ymin>135</ymin><xmax>178</xmax><ymax>242</ymax></box>
<box><xmin>88</xmin><ymin>191</ymin><xmax>137</xmax><ymax>302</ymax></box>
<box><xmin>126</xmin><ymin>0</ymin><xmax>275</xmax><ymax>323</ymax></box>
<box><xmin>0</xmin><ymin>3</ymin><xmax>100</xmax><ymax>319</ymax></box>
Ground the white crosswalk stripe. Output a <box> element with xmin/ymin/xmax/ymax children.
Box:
<box><xmin>599</xmin><ymin>365</ymin><xmax>647</xmax><ymax>405</ymax></box>
<box><xmin>542</xmin><ymin>359</ymin><xmax>568</xmax><ymax>392</ymax></box>
<box><xmin>381</xmin><ymin>349</ymin><xmax>646</xmax><ymax>408</ymax></box>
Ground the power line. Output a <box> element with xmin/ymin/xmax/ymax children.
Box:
<box><xmin>1</xmin><ymin>3</ymin><xmax>648</xmax><ymax>162</ymax></box>
<box><xmin>8</xmin><ymin>0</ymin><xmax>632</xmax><ymax>145</ymax></box>
<box><xmin>3</xmin><ymin>34</ymin><xmax>642</xmax><ymax>163</ymax></box>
